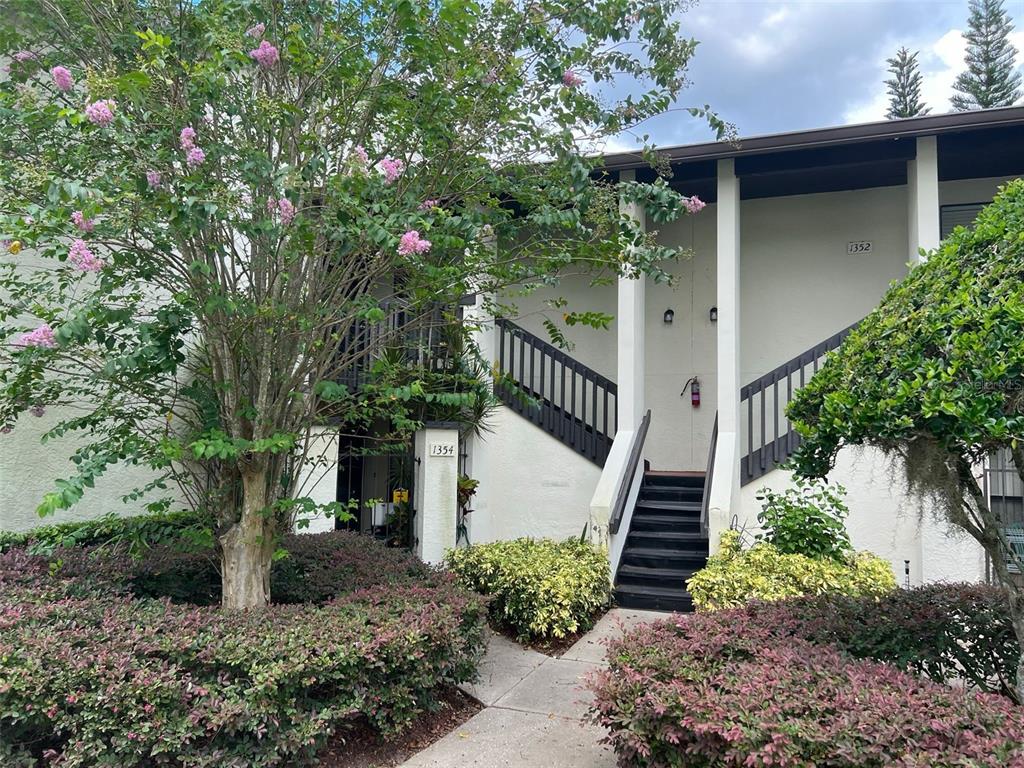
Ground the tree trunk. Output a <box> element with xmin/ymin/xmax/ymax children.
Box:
<box><xmin>219</xmin><ymin>469</ymin><xmax>276</xmax><ymax>610</ymax></box>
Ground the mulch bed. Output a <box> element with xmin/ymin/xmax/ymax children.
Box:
<box><xmin>490</xmin><ymin>607</ymin><xmax>609</xmax><ymax>657</ymax></box>
<box><xmin>316</xmin><ymin>686</ymin><xmax>482</xmax><ymax>768</ymax></box>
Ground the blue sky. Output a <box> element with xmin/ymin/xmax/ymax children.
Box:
<box><xmin>607</xmin><ymin>0</ymin><xmax>1024</xmax><ymax>150</ymax></box>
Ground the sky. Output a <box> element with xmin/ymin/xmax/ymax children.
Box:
<box><xmin>607</xmin><ymin>0</ymin><xmax>1024</xmax><ymax>151</ymax></box>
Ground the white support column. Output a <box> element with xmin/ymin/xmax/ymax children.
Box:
<box><xmin>413</xmin><ymin>423</ymin><xmax>459</xmax><ymax>564</ymax></box>
<box><xmin>588</xmin><ymin>169</ymin><xmax>647</xmax><ymax>554</ymax></box>
<box><xmin>908</xmin><ymin>135</ymin><xmax>941</xmax><ymax>264</ymax></box>
<box><xmin>293</xmin><ymin>427</ymin><xmax>340</xmax><ymax>534</ymax></box>
<box><xmin>617</xmin><ymin>169</ymin><xmax>646</xmax><ymax>433</ymax></box>
<box><xmin>707</xmin><ymin>159</ymin><xmax>741</xmax><ymax>552</ymax></box>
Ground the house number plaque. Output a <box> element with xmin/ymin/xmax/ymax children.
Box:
<box><xmin>429</xmin><ymin>443</ymin><xmax>456</xmax><ymax>457</ymax></box>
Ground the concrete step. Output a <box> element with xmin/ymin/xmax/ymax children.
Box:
<box><xmin>614</xmin><ymin>583</ymin><xmax>693</xmax><ymax>612</ymax></box>
<box><xmin>638</xmin><ymin>486</ymin><xmax>704</xmax><ymax>503</ymax></box>
<box><xmin>620</xmin><ymin>546</ymin><xmax>708</xmax><ymax>570</ymax></box>
<box><xmin>626</xmin><ymin>530</ymin><xmax>709</xmax><ymax>553</ymax></box>
<box><xmin>629</xmin><ymin>513</ymin><xmax>701</xmax><ymax>533</ymax></box>
<box><xmin>633</xmin><ymin>499</ymin><xmax>702</xmax><ymax>514</ymax></box>
<box><xmin>616</xmin><ymin>564</ymin><xmax>698</xmax><ymax>588</ymax></box>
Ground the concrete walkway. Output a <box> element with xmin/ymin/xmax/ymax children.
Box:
<box><xmin>400</xmin><ymin>609</ymin><xmax>665</xmax><ymax>768</ymax></box>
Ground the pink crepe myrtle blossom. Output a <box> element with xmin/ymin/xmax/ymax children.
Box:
<box><xmin>180</xmin><ymin>126</ymin><xmax>197</xmax><ymax>149</ymax></box>
<box><xmin>277</xmin><ymin>198</ymin><xmax>296</xmax><ymax>225</ymax></box>
<box><xmin>419</xmin><ymin>199</ymin><xmax>439</xmax><ymax>211</ymax></box>
<box><xmin>562</xmin><ymin>70</ymin><xmax>584</xmax><ymax>88</ymax></box>
<box><xmin>351</xmin><ymin>145</ymin><xmax>369</xmax><ymax>167</ymax></box>
<box><xmin>266</xmin><ymin>197</ymin><xmax>296</xmax><ymax>225</ymax></box>
<box><xmin>249</xmin><ymin>40</ymin><xmax>279</xmax><ymax>69</ymax></box>
<box><xmin>482</xmin><ymin>68</ymin><xmax>499</xmax><ymax>85</ymax></box>
<box><xmin>684</xmin><ymin>195</ymin><xmax>706</xmax><ymax>214</ymax></box>
<box><xmin>68</xmin><ymin>239</ymin><xmax>104</xmax><ymax>272</ymax></box>
<box><xmin>379</xmin><ymin>157</ymin><xmax>405</xmax><ymax>184</ymax></box>
<box><xmin>30</xmin><ymin>405</ymin><xmax>45</xmax><ymax>418</ymax></box>
<box><xmin>146</xmin><ymin>170</ymin><xmax>162</xmax><ymax>188</ymax></box>
<box><xmin>16</xmin><ymin>324</ymin><xmax>57</xmax><ymax>348</ymax></box>
<box><xmin>50</xmin><ymin>66</ymin><xmax>74</xmax><ymax>92</ymax></box>
<box><xmin>13</xmin><ymin>51</ymin><xmax>37</xmax><ymax>63</ymax></box>
<box><xmin>397</xmin><ymin>230</ymin><xmax>431</xmax><ymax>256</ymax></box>
<box><xmin>71</xmin><ymin>211</ymin><xmax>94</xmax><ymax>232</ymax></box>
<box><xmin>84</xmin><ymin>99</ymin><xmax>116</xmax><ymax>127</ymax></box>
<box><xmin>185</xmin><ymin>146</ymin><xmax>206</xmax><ymax>167</ymax></box>
<box><xmin>246</xmin><ymin>23</ymin><xmax>266</xmax><ymax>38</ymax></box>
<box><xmin>0</xmin><ymin>425</ymin><xmax>11</xmax><ymax>435</ymax></box>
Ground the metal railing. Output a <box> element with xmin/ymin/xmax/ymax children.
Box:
<box><xmin>609</xmin><ymin>409</ymin><xmax>651</xmax><ymax>535</ymax></box>
<box><xmin>739</xmin><ymin>322</ymin><xmax>858</xmax><ymax>485</ymax></box>
<box><xmin>337</xmin><ymin>302</ymin><xmax>452</xmax><ymax>392</ymax></box>
<box><xmin>495</xmin><ymin>319</ymin><xmax>617</xmax><ymax>466</ymax></box>
<box><xmin>700</xmin><ymin>414</ymin><xmax>718</xmax><ymax>535</ymax></box>
<box><xmin>983</xmin><ymin>448</ymin><xmax>1024</xmax><ymax>577</ymax></box>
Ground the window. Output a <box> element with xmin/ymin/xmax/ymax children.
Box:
<box><xmin>940</xmin><ymin>202</ymin><xmax>986</xmax><ymax>239</ymax></box>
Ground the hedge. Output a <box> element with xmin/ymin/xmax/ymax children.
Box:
<box><xmin>686</xmin><ymin>529</ymin><xmax>896</xmax><ymax>610</ymax></box>
<box><xmin>589</xmin><ymin>603</ymin><xmax>1024</xmax><ymax>768</ymax></box>
<box><xmin>0</xmin><ymin>535</ymin><xmax>488</xmax><ymax>767</ymax></box>
<box><xmin>0</xmin><ymin>509</ymin><xmax>204</xmax><ymax>555</ymax></box>
<box><xmin>737</xmin><ymin>584</ymin><xmax>1021</xmax><ymax>702</ymax></box>
<box><xmin>125</xmin><ymin>530</ymin><xmax>437</xmax><ymax>605</ymax></box>
<box><xmin>445</xmin><ymin>538</ymin><xmax>610</xmax><ymax>639</ymax></box>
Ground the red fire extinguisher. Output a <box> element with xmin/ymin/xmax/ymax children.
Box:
<box><xmin>682</xmin><ymin>376</ymin><xmax>700</xmax><ymax>407</ymax></box>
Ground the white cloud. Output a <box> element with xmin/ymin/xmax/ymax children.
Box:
<box><xmin>843</xmin><ymin>24</ymin><xmax>1024</xmax><ymax>125</ymax></box>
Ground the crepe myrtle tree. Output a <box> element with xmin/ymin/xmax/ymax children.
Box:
<box><xmin>0</xmin><ymin>0</ymin><xmax>721</xmax><ymax>608</ymax></box>
<box><xmin>788</xmin><ymin>179</ymin><xmax>1024</xmax><ymax>701</ymax></box>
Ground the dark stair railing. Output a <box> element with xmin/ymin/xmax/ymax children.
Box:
<box><xmin>495</xmin><ymin>319</ymin><xmax>617</xmax><ymax>466</ymax></box>
<box><xmin>700</xmin><ymin>414</ymin><xmax>718</xmax><ymax>536</ymax></box>
<box><xmin>609</xmin><ymin>409</ymin><xmax>652</xmax><ymax>535</ymax></box>
<box><xmin>740</xmin><ymin>322</ymin><xmax>858</xmax><ymax>485</ymax></box>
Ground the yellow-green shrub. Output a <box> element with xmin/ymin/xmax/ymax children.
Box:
<box><xmin>445</xmin><ymin>538</ymin><xmax>610</xmax><ymax>639</ymax></box>
<box><xmin>687</xmin><ymin>530</ymin><xmax>896</xmax><ymax>611</ymax></box>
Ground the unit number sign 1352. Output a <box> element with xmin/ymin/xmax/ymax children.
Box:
<box><xmin>847</xmin><ymin>240</ymin><xmax>873</xmax><ymax>254</ymax></box>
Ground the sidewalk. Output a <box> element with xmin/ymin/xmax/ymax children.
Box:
<box><xmin>399</xmin><ymin>609</ymin><xmax>665</xmax><ymax>768</ymax></box>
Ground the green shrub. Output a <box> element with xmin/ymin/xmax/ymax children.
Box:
<box><xmin>0</xmin><ymin>539</ymin><xmax>487</xmax><ymax>766</ymax></box>
<box><xmin>686</xmin><ymin>530</ymin><xmax>896</xmax><ymax>611</ymax></box>
<box><xmin>445</xmin><ymin>538</ymin><xmax>610</xmax><ymax>639</ymax></box>
<box><xmin>0</xmin><ymin>509</ymin><xmax>206</xmax><ymax>555</ymax></box>
<box><xmin>755</xmin><ymin>478</ymin><xmax>852</xmax><ymax>560</ymax></box>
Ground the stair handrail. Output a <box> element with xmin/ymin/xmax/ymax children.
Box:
<box><xmin>609</xmin><ymin>409</ymin><xmax>651</xmax><ymax>535</ymax></box>
<box><xmin>700</xmin><ymin>413</ymin><xmax>718</xmax><ymax>537</ymax></box>
<box><xmin>495</xmin><ymin>318</ymin><xmax>618</xmax><ymax>465</ymax></box>
<box><xmin>739</xmin><ymin>320</ymin><xmax>859</xmax><ymax>485</ymax></box>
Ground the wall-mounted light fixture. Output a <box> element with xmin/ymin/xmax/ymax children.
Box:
<box><xmin>709</xmin><ymin>306</ymin><xmax>718</xmax><ymax>322</ymax></box>
<box><xmin>663</xmin><ymin>308</ymin><xmax>674</xmax><ymax>324</ymax></box>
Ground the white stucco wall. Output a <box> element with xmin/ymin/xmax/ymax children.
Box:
<box><xmin>737</xmin><ymin>446</ymin><xmax>987</xmax><ymax>585</ymax></box>
<box><xmin>939</xmin><ymin>175</ymin><xmax>1019</xmax><ymax>207</ymax></box>
<box><xmin>464</xmin><ymin>403</ymin><xmax>601</xmax><ymax>544</ymax></box>
<box><xmin>0</xmin><ymin>407</ymin><xmax>171</xmax><ymax>532</ymax></box>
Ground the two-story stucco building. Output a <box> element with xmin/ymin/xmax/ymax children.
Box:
<box><xmin>4</xmin><ymin>107</ymin><xmax>1023</xmax><ymax>611</ymax></box>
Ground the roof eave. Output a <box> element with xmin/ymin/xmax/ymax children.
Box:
<box><xmin>598</xmin><ymin>106</ymin><xmax>1024</xmax><ymax>172</ymax></box>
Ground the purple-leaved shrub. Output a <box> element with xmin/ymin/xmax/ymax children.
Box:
<box><xmin>589</xmin><ymin>597</ymin><xmax>1024</xmax><ymax>768</ymax></box>
<box><xmin>0</xmin><ymin>535</ymin><xmax>487</xmax><ymax>767</ymax></box>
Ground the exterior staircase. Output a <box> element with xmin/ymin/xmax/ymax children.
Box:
<box><xmin>614</xmin><ymin>472</ymin><xmax>709</xmax><ymax>612</ymax></box>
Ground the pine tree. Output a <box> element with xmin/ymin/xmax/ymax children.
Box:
<box><xmin>951</xmin><ymin>0</ymin><xmax>1022</xmax><ymax>110</ymax></box>
<box><xmin>885</xmin><ymin>47</ymin><xmax>929</xmax><ymax>119</ymax></box>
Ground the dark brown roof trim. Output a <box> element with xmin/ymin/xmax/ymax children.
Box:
<box><xmin>600</xmin><ymin>106</ymin><xmax>1024</xmax><ymax>171</ymax></box>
